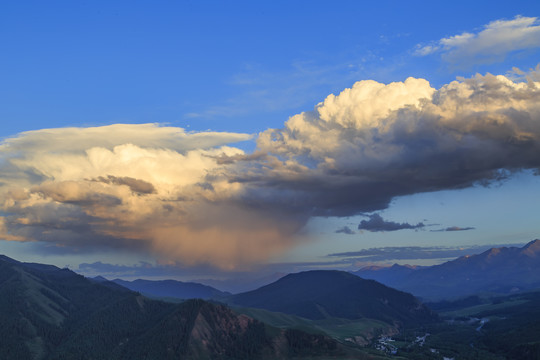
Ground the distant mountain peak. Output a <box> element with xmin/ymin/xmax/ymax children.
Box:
<box><xmin>360</xmin><ymin>240</ymin><xmax>540</xmax><ymax>301</ymax></box>
<box><xmin>92</xmin><ymin>275</ymin><xmax>109</xmax><ymax>282</ymax></box>
<box><xmin>486</xmin><ymin>247</ymin><xmax>503</xmax><ymax>258</ymax></box>
<box><xmin>359</xmin><ymin>265</ymin><xmax>387</xmax><ymax>271</ymax></box>
<box><xmin>522</xmin><ymin>239</ymin><xmax>540</xmax><ymax>257</ymax></box>
<box><xmin>0</xmin><ymin>254</ymin><xmax>19</xmax><ymax>264</ymax></box>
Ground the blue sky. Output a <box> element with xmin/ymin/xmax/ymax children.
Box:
<box><xmin>1</xmin><ymin>1</ymin><xmax>540</xmax><ymax>286</ymax></box>
<box><xmin>3</xmin><ymin>0</ymin><xmax>539</xmax><ymax>135</ymax></box>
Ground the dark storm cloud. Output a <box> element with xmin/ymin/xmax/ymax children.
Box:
<box><xmin>431</xmin><ymin>226</ymin><xmax>476</xmax><ymax>232</ymax></box>
<box><xmin>357</xmin><ymin>214</ymin><xmax>425</xmax><ymax>232</ymax></box>
<box><xmin>335</xmin><ymin>226</ymin><xmax>356</xmax><ymax>235</ymax></box>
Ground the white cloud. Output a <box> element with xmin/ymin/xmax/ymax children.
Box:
<box><xmin>0</xmin><ymin>123</ymin><xmax>251</xmax><ymax>155</ymax></box>
<box><xmin>0</xmin><ymin>124</ymin><xmax>297</xmax><ymax>270</ymax></box>
<box><xmin>2</xmin><ymin>70</ymin><xmax>540</xmax><ymax>270</ymax></box>
<box><xmin>415</xmin><ymin>16</ymin><xmax>540</xmax><ymax>66</ymax></box>
<box><xmin>235</xmin><ymin>70</ymin><xmax>540</xmax><ymax>217</ymax></box>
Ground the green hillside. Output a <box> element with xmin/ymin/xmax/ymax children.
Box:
<box><xmin>0</xmin><ymin>255</ymin><xmax>350</xmax><ymax>360</ymax></box>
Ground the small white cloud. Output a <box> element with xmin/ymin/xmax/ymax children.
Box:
<box><xmin>414</xmin><ymin>44</ymin><xmax>440</xmax><ymax>56</ymax></box>
<box><xmin>415</xmin><ymin>16</ymin><xmax>540</xmax><ymax>66</ymax></box>
<box><xmin>439</xmin><ymin>32</ymin><xmax>475</xmax><ymax>48</ymax></box>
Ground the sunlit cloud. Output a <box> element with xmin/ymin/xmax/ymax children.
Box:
<box><xmin>235</xmin><ymin>71</ymin><xmax>540</xmax><ymax>219</ymax></box>
<box><xmin>0</xmin><ymin>124</ymin><xmax>297</xmax><ymax>270</ymax></box>
<box><xmin>415</xmin><ymin>16</ymin><xmax>540</xmax><ymax>66</ymax></box>
<box><xmin>2</xmin><ymin>69</ymin><xmax>540</xmax><ymax>270</ymax></box>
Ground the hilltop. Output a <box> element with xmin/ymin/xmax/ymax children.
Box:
<box><xmin>226</xmin><ymin>270</ymin><xmax>437</xmax><ymax>327</ymax></box>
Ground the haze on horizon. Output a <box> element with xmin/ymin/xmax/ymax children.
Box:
<box><xmin>1</xmin><ymin>1</ymin><xmax>540</xmax><ymax>284</ymax></box>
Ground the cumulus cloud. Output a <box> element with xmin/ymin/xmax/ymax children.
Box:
<box><xmin>357</xmin><ymin>214</ymin><xmax>425</xmax><ymax>232</ymax></box>
<box><xmin>2</xmin><ymin>69</ymin><xmax>540</xmax><ymax>270</ymax></box>
<box><xmin>235</xmin><ymin>71</ymin><xmax>540</xmax><ymax>219</ymax></box>
<box><xmin>415</xmin><ymin>16</ymin><xmax>540</xmax><ymax>66</ymax></box>
<box><xmin>0</xmin><ymin>124</ymin><xmax>299</xmax><ymax>270</ymax></box>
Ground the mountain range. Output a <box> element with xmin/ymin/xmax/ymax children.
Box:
<box><xmin>87</xmin><ymin>241</ymin><xmax>540</xmax><ymax>306</ymax></box>
<box><xmin>0</xmin><ymin>255</ymin><xmax>347</xmax><ymax>360</ymax></box>
<box><xmin>355</xmin><ymin>239</ymin><xmax>540</xmax><ymax>300</ymax></box>
<box><xmin>110</xmin><ymin>278</ymin><xmax>229</xmax><ymax>300</ymax></box>
<box><xmin>4</xmin><ymin>240</ymin><xmax>540</xmax><ymax>358</ymax></box>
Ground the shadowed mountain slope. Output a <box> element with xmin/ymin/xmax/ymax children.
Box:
<box><xmin>0</xmin><ymin>255</ymin><xmax>346</xmax><ymax>360</ymax></box>
<box><xmin>226</xmin><ymin>270</ymin><xmax>437</xmax><ymax>327</ymax></box>
<box><xmin>112</xmin><ymin>278</ymin><xmax>229</xmax><ymax>300</ymax></box>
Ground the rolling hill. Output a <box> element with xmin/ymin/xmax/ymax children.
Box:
<box><xmin>0</xmin><ymin>255</ymin><xmax>346</xmax><ymax>360</ymax></box>
<box><xmin>226</xmin><ymin>270</ymin><xmax>437</xmax><ymax>327</ymax></box>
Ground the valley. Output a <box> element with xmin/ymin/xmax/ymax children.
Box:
<box><xmin>2</xmin><ymin>241</ymin><xmax>540</xmax><ymax>359</ymax></box>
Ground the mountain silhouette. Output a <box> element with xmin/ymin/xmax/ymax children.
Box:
<box><xmin>112</xmin><ymin>278</ymin><xmax>229</xmax><ymax>300</ymax></box>
<box><xmin>355</xmin><ymin>240</ymin><xmax>540</xmax><ymax>300</ymax></box>
<box><xmin>226</xmin><ymin>270</ymin><xmax>436</xmax><ymax>327</ymax></box>
<box><xmin>0</xmin><ymin>255</ymin><xmax>342</xmax><ymax>359</ymax></box>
